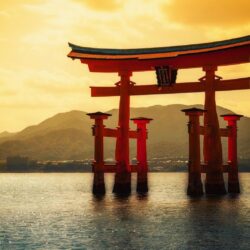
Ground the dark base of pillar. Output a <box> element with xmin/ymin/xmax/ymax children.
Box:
<box><xmin>113</xmin><ymin>172</ymin><xmax>131</xmax><ymax>196</ymax></box>
<box><xmin>137</xmin><ymin>181</ymin><xmax>148</xmax><ymax>193</ymax></box>
<box><xmin>137</xmin><ymin>172</ymin><xmax>148</xmax><ymax>193</ymax></box>
<box><xmin>205</xmin><ymin>182</ymin><xmax>227</xmax><ymax>195</ymax></box>
<box><xmin>93</xmin><ymin>172</ymin><xmax>105</xmax><ymax>196</ymax></box>
<box><xmin>228</xmin><ymin>182</ymin><xmax>240</xmax><ymax>193</ymax></box>
<box><xmin>93</xmin><ymin>183</ymin><xmax>105</xmax><ymax>195</ymax></box>
<box><xmin>187</xmin><ymin>182</ymin><xmax>203</xmax><ymax>196</ymax></box>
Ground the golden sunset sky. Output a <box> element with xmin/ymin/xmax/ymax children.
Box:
<box><xmin>0</xmin><ymin>0</ymin><xmax>249</xmax><ymax>132</ymax></box>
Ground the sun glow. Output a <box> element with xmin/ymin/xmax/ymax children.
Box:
<box><xmin>0</xmin><ymin>0</ymin><xmax>249</xmax><ymax>132</ymax></box>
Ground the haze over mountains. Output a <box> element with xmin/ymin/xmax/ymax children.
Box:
<box><xmin>0</xmin><ymin>104</ymin><xmax>249</xmax><ymax>161</ymax></box>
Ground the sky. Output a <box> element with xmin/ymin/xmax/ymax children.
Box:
<box><xmin>0</xmin><ymin>0</ymin><xmax>249</xmax><ymax>132</ymax></box>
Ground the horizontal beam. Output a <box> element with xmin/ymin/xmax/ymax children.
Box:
<box><xmin>104</xmin><ymin>128</ymin><xmax>117</xmax><ymax>137</ymax></box>
<box><xmin>129</xmin><ymin>130</ymin><xmax>138</xmax><ymax>139</ymax></box>
<box><xmin>130</xmin><ymin>82</ymin><xmax>204</xmax><ymax>95</ymax></box>
<box><xmin>216</xmin><ymin>77</ymin><xmax>250</xmax><ymax>91</ymax></box>
<box><xmin>200</xmin><ymin>126</ymin><xmax>230</xmax><ymax>137</ymax></box>
<box><xmin>220</xmin><ymin>128</ymin><xmax>230</xmax><ymax>137</ymax></box>
<box><xmin>103</xmin><ymin>128</ymin><xmax>138</xmax><ymax>138</ymax></box>
<box><xmin>91</xmin><ymin>86</ymin><xmax>120</xmax><ymax>97</ymax></box>
<box><xmin>91</xmin><ymin>77</ymin><xmax>250</xmax><ymax>97</ymax></box>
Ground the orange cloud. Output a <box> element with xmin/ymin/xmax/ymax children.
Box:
<box><xmin>73</xmin><ymin>0</ymin><xmax>121</xmax><ymax>11</ymax></box>
<box><xmin>163</xmin><ymin>0</ymin><xmax>250</xmax><ymax>27</ymax></box>
<box><xmin>0</xmin><ymin>0</ymin><xmax>44</xmax><ymax>9</ymax></box>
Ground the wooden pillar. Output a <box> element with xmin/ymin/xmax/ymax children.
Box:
<box><xmin>131</xmin><ymin>117</ymin><xmax>152</xmax><ymax>193</ymax></box>
<box><xmin>87</xmin><ymin>112</ymin><xmax>111</xmax><ymax>195</ymax></box>
<box><xmin>221</xmin><ymin>114</ymin><xmax>243</xmax><ymax>193</ymax></box>
<box><xmin>113</xmin><ymin>71</ymin><xmax>132</xmax><ymax>195</ymax></box>
<box><xmin>202</xmin><ymin>66</ymin><xmax>226</xmax><ymax>195</ymax></box>
<box><xmin>182</xmin><ymin>108</ymin><xmax>204</xmax><ymax>196</ymax></box>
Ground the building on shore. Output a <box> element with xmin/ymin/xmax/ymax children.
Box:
<box><xmin>6</xmin><ymin>156</ymin><xmax>37</xmax><ymax>172</ymax></box>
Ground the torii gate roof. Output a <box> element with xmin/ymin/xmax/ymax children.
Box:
<box><xmin>68</xmin><ymin>35</ymin><xmax>250</xmax><ymax>72</ymax></box>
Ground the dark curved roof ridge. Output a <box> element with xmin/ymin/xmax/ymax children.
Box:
<box><xmin>68</xmin><ymin>35</ymin><xmax>250</xmax><ymax>55</ymax></box>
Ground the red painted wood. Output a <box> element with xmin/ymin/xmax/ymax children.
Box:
<box><xmin>203</xmin><ymin>66</ymin><xmax>226</xmax><ymax>194</ymax></box>
<box><xmin>115</xmin><ymin>72</ymin><xmax>132</xmax><ymax>173</ymax></box>
<box><xmin>93</xmin><ymin>119</ymin><xmax>104</xmax><ymax>167</ymax></box>
<box><xmin>222</xmin><ymin>115</ymin><xmax>242</xmax><ymax>192</ymax></box>
<box><xmin>91</xmin><ymin>86</ymin><xmax>120</xmax><ymax>97</ymax></box>
<box><xmin>81</xmin><ymin>45</ymin><xmax>250</xmax><ymax>72</ymax></box>
<box><xmin>128</xmin><ymin>130</ymin><xmax>138</xmax><ymax>139</ymax></box>
<box><xmin>103</xmin><ymin>128</ymin><xmax>138</xmax><ymax>138</ymax></box>
<box><xmin>132</xmin><ymin>119</ymin><xmax>151</xmax><ymax>173</ymax></box>
<box><xmin>87</xmin><ymin>113</ymin><xmax>110</xmax><ymax>170</ymax></box>
<box><xmin>219</xmin><ymin>128</ymin><xmax>230</xmax><ymax>137</ymax></box>
<box><xmin>90</xmin><ymin>77</ymin><xmax>250</xmax><ymax>97</ymax></box>
<box><xmin>76</xmin><ymin>37</ymin><xmax>249</xmax><ymax>195</ymax></box>
<box><xmin>183</xmin><ymin>109</ymin><xmax>204</xmax><ymax>195</ymax></box>
<box><xmin>103</xmin><ymin>128</ymin><xmax>117</xmax><ymax>137</ymax></box>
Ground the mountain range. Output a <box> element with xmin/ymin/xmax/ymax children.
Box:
<box><xmin>0</xmin><ymin>104</ymin><xmax>249</xmax><ymax>160</ymax></box>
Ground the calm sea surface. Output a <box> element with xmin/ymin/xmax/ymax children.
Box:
<box><xmin>0</xmin><ymin>173</ymin><xmax>249</xmax><ymax>249</ymax></box>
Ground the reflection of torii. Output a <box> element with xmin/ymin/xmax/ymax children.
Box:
<box><xmin>68</xmin><ymin>35</ymin><xmax>250</xmax><ymax>196</ymax></box>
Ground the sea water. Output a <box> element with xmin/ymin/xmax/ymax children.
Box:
<box><xmin>0</xmin><ymin>173</ymin><xmax>249</xmax><ymax>249</ymax></box>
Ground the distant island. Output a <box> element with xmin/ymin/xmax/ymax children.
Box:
<box><xmin>0</xmin><ymin>104</ymin><xmax>249</xmax><ymax>172</ymax></box>
<box><xmin>1</xmin><ymin>155</ymin><xmax>250</xmax><ymax>173</ymax></box>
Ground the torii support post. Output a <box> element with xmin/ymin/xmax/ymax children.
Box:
<box><xmin>87</xmin><ymin>112</ymin><xmax>111</xmax><ymax>195</ymax></box>
<box><xmin>182</xmin><ymin>108</ymin><xmax>205</xmax><ymax>196</ymax></box>
<box><xmin>113</xmin><ymin>71</ymin><xmax>132</xmax><ymax>195</ymax></box>
<box><xmin>221</xmin><ymin>114</ymin><xmax>243</xmax><ymax>193</ymax></box>
<box><xmin>131</xmin><ymin>117</ymin><xmax>153</xmax><ymax>193</ymax></box>
<box><xmin>202</xmin><ymin>66</ymin><xmax>226</xmax><ymax>195</ymax></box>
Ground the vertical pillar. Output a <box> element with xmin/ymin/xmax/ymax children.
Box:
<box><xmin>87</xmin><ymin>112</ymin><xmax>111</xmax><ymax>195</ymax></box>
<box><xmin>113</xmin><ymin>71</ymin><xmax>132</xmax><ymax>195</ymax></box>
<box><xmin>131</xmin><ymin>117</ymin><xmax>152</xmax><ymax>193</ymax></box>
<box><xmin>202</xmin><ymin>66</ymin><xmax>226</xmax><ymax>195</ymax></box>
<box><xmin>182</xmin><ymin>108</ymin><xmax>204</xmax><ymax>196</ymax></box>
<box><xmin>221</xmin><ymin>114</ymin><xmax>243</xmax><ymax>193</ymax></box>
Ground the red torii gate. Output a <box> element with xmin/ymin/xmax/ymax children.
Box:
<box><xmin>68</xmin><ymin>35</ymin><xmax>250</xmax><ymax>196</ymax></box>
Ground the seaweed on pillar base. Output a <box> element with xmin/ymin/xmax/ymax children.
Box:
<box><xmin>113</xmin><ymin>170</ymin><xmax>131</xmax><ymax>196</ymax></box>
<box><xmin>136</xmin><ymin>171</ymin><xmax>148</xmax><ymax>193</ymax></box>
<box><xmin>228</xmin><ymin>180</ymin><xmax>240</xmax><ymax>193</ymax></box>
<box><xmin>205</xmin><ymin>182</ymin><xmax>227</xmax><ymax>195</ymax></box>
<box><xmin>93</xmin><ymin>169</ymin><xmax>105</xmax><ymax>196</ymax></box>
<box><xmin>187</xmin><ymin>169</ymin><xmax>204</xmax><ymax>196</ymax></box>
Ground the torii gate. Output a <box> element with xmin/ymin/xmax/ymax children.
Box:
<box><xmin>68</xmin><ymin>35</ymin><xmax>250</xmax><ymax>196</ymax></box>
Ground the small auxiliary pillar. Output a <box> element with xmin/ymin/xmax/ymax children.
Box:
<box><xmin>221</xmin><ymin>114</ymin><xmax>243</xmax><ymax>193</ymax></box>
<box><xmin>182</xmin><ymin>108</ymin><xmax>205</xmax><ymax>196</ymax></box>
<box><xmin>87</xmin><ymin>112</ymin><xmax>111</xmax><ymax>195</ymax></box>
<box><xmin>131</xmin><ymin>117</ymin><xmax>153</xmax><ymax>193</ymax></box>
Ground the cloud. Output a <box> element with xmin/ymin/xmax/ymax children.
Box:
<box><xmin>73</xmin><ymin>0</ymin><xmax>122</xmax><ymax>11</ymax></box>
<box><xmin>0</xmin><ymin>0</ymin><xmax>250</xmax><ymax>132</ymax></box>
<box><xmin>25</xmin><ymin>70</ymin><xmax>91</xmax><ymax>94</ymax></box>
<box><xmin>163</xmin><ymin>0</ymin><xmax>250</xmax><ymax>27</ymax></box>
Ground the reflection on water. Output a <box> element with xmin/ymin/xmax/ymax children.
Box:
<box><xmin>0</xmin><ymin>173</ymin><xmax>249</xmax><ymax>249</ymax></box>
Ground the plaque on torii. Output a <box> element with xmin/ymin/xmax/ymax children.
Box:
<box><xmin>68</xmin><ymin>35</ymin><xmax>250</xmax><ymax>196</ymax></box>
